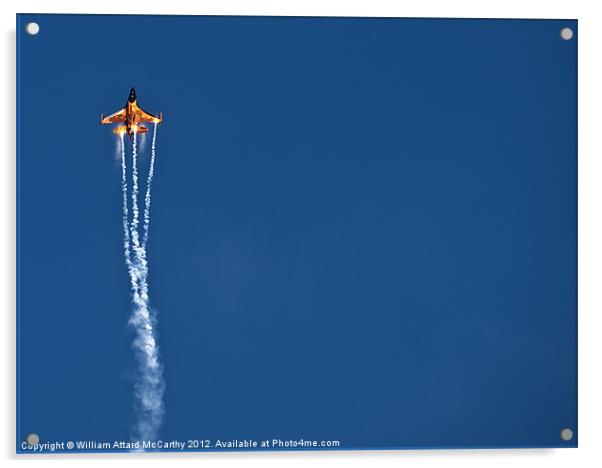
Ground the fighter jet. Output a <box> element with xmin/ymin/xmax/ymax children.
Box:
<box><xmin>100</xmin><ymin>87</ymin><xmax>162</xmax><ymax>136</ymax></box>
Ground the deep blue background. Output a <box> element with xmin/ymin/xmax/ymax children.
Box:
<box><xmin>17</xmin><ymin>15</ymin><xmax>577</xmax><ymax>451</ymax></box>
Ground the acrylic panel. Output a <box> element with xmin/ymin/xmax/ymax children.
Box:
<box><xmin>16</xmin><ymin>14</ymin><xmax>577</xmax><ymax>453</ymax></box>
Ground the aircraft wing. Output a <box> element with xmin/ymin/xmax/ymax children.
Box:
<box><xmin>134</xmin><ymin>107</ymin><xmax>162</xmax><ymax>123</ymax></box>
<box><xmin>101</xmin><ymin>108</ymin><xmax>126</xmax><ymax>124</ymax></box>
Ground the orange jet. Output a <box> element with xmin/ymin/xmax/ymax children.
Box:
<box><xmin>100</xmin><ymin>87</ymin><xmax>162</xmax><ymax>137</ymax></box>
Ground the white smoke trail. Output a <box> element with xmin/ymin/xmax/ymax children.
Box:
<box><xmin>130</xmin><ymin>131</ymin><xmax>143</xmax><ymax>264</ymax></box>
<box><xmin>120</xmin><ymin>134</ymin><xmax>130</xmax><ymax>265</ymax></box>
<box><xmin>120</xmin><ymin>134</ymin><xmax>135</xmax><ymax>288</ymax></box>
<box><xmin>120</xmin><ymin>134</ymin><xmax>143</xmax><ymax>298</ymax></box>
<box><xmin>122</xmin><ymin>129</ymin><xmax>165</xmax><ymax>442</ymax></box>
<box><xmin>142</xmin><ymin>123</ymin><xmax>158</xmax><ymax>248</ymax></box>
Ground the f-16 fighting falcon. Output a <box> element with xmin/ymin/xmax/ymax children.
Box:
<box><xmin>100</xmin><ymin>87</ymin><xmax>162</xmax><ymax>136</ymax></box>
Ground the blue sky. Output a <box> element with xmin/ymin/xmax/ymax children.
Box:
<box><xmin>17</xmin><ymin>15</ymin><xmax>577</xmax><ymax>451</ymax></box>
